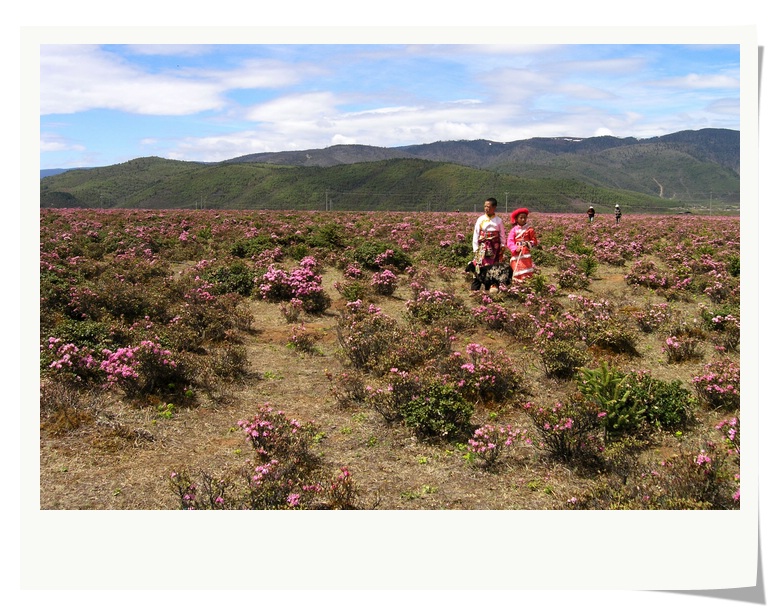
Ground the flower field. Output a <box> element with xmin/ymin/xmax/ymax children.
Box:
<box><xmin>39</xmin><ymin>207</ymin><xmax>741</xmax><ymax>510</ymax></box>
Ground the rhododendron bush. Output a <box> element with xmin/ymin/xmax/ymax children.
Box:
<box><xmin>39</xmin><ymin>208</ymin><xmax>741</xmax><ymax>510</ymax></box>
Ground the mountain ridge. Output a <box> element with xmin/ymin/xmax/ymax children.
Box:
<box><xmin>40</xmin><ymin>128</ymin><xmax>739</xmax><ymax>213</ymax></box>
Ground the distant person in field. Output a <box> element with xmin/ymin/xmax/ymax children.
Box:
<box><xmin>469</xmin><ymin>197</ymin><xmax>507</xmax><ymax>291</ymax></box>
<box><xmin>507</xmin><ymin>207</ymin><xmax>539</xmax><ymax>281</ymax></box>
<box><xmin>587</xmin><ymin>206</ymin><xmax>595</xmax><ymax>223</ymax></box>
<box><xmin>614</xmin><ymin>204</ymin><xmax>622</xmax><ymax>224</ymax></box>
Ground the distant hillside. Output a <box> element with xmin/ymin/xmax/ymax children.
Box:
<box><xmin>41</xmin><ymin>168</ymin><xmax>91</xmax><ymax>179</ymax></box>
<box><xmin>225</xmin><ymin>129</ymin><xmax>739</xmax><ymax>205</ymax></box>
<box><xmin>228</xmin><ymin>129</ymin><xmax>738</xmax><ymax>173</ymax></box>
<box><xmin>40</xmin><ymin>129</ymin><xmax>739</xmax><ymax>213</ymax></box>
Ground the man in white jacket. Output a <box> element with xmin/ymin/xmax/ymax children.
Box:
<box><xmin>470</xmin><ymin>197</ymin><xmax>507</xmax><ymax>290</ymax></box>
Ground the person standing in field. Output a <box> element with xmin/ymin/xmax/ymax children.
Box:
<box><xmin>470</xmin><ymin>197</ymin><xmax>507</xmax><ymax>290</ymax></box>
<box><xmin>614</xmin><ymin>204</ymin><xmax>622</xmax><ymax>224</ymax></box>
<box><xmin>507</xmin><ymin>207</ymin><xmax>539</xmax><ymax>281</ymax></box>
<box><xmin>587</xmin><ymin>206</ymin><xmax>595</xmax><ymax>223</ymax></box>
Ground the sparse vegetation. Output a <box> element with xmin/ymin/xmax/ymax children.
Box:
<box><xmin>39</xmin><ymin>208</ymin><xmax>741</xmax><ymax>510</ymax></box>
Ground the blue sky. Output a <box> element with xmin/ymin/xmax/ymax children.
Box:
<box><xmin>39</xmin><ymin>42</ymin><xmax>740</xmax><ymax>169</ymax></box>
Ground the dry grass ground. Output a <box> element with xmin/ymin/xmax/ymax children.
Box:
<box><xmin>38</xmin><ymin>260</ymin><xmax>731</xmax><ymax>510</ymax></box>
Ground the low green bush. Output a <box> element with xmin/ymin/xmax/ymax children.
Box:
<box><xmin>399</xmin><ymin>383</ymin><xmax>473</xmax><ymax>442</ymax></box>
<box><xmin>623</xmin><ymin>372</ymin><xmax>694</xmax><ymax>430</ymax></box>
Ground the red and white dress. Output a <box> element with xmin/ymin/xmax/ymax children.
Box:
<box><xmin>506</xmin><ymin>224</ymin><xmax>538</xmax><ymax>280</ymax></box>
<box><xmin>472</xmin><ymin>213</ymin><xmax>507</xmax><ymax>272</ymax></box>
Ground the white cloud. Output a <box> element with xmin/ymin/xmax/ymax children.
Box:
<box><xmin>706</xmin><ymin>97</ymin><xmax>740</xmax><ymax>116</ymax></box>
<box><xmin>653</xmin><ymin>72</ymin><xmax>740</xmax><ymax>90</ymax></box>
<box><xmin>331</xmin><ymin>134</ymin><xmax>357</xmax><ymax>145</ymax></box>
<box><xmin>204</xmin><ymin>59</ymin><xmax>321</xmax><ymax>90</ymax></box>
<box><xmin>40</xmin><ymin>135</ymin><xmax>85</xmax><ymax>153</ymax></box>
<box><xmin>37</xmin><ymin>43</ymin><xmax>742</xmax><ymax>167</ymax></box>
<box><xmin>245</xmin><ymin>91</ymin><xmax>341</xmax><ymax>122</ymax></box>
<box><xmin>40</xmin><ymin>45</ymin><xmax>228</xmax><ymax>115</ymax></box>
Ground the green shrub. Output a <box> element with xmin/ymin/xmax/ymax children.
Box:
<box><xmin>578</xmin><ymin>363</ymin><xmax>645</xmax><ymax>440</ymax></box>
<box><xmin>229</xmin><ymin>235</ymin><xmax>275</xmax><ymax>258</ymax></box>
<box><xmin>539</xmin><ymin>339</ymin><xmax>588</xmax><ymax>379</ymax></box>
<box><xmin>529</xmin><ymin>246</ymin><xmax>558</xmax><ymax>267</ymax></box>
<box><xmin>566</xmin><ymin>234</ymin><xmax>594</xmax><ymax>256</ymax></box>
<box><xmin>308</xmin><ymin>221</ymin><xmax>347</xmax><ymax>250</ymax></box>
<box><xmin>334</xmin><ymin>279</ymin><xmax>370</xmax><ymax>302</ymax></box>
<box><xmin>203</xmin><ymin>260</ymin><xmax>256</xmax><ymax>296</ymax></box>
<box><xmin>287</xmin><ymin>243</ymin><xmax>309</xmax><ymax>261</ymax></box>
<box><xmin>399</xmin><ymin>383</ymin><xmax>473</xmax><ymax>442</ymax></box>
<box><xmin>622</xmin><ymin>372</ymin><xmax>694</xmax><ymax>430</ymax></box>
<box><xmin>727</xmin><ymin>255</ymin><xmax>740</xmax><ymax>277</ymax></box>
<box><xmin>579</xmin><ymin>254</ymin><xmax>599</xmax><ymax>278</ymax></box>
<box><xmin>348</xmin><ymin>240</ymin><xmax>412</xmax><ymax>271</ymax></box>
<box><xmin>49</xmin><ymin>318</ymin><xmax>116</xmax><ymax>349</ymax></box>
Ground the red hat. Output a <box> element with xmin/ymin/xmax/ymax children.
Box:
<box><xmin>511</xmin><ymin>208</ymin><xmax>529</xmax><ymax>223</ymax></box>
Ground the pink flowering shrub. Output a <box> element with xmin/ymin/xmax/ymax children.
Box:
<box><xmin>692</xmin><ymin>360</ymin><xmax>740</xmax><ymax>412</ymax></box>
<box><xmin>467</xmin><ymin>424</ymin><xmax>530</xmax><ymax>470</ymax></box>
<box><xmin>470</xmin><ymin>293</ymin><xmax>537</xmax><ymax>337</ymax></box>
<box><xmin>280</xmin><ymin>297</ymin><xmax>304</xmax><ymax>323</ymax></box>
<box><xmin>169</xmin><ymin>470</ymin><xmax>233</xmax><ymax>510</ymax></box>
<box><xmin>625</xmin><ymin>259</ymin><xmax>670</xmax><ymax>290</ymax></box>
<box><xmin>565</xmin><ymin>443</ymin><xmax>740</xmax><ymax>510</ymax></box>
<box><xmin>405</xmin><ymin>283</ymin><xmax>470</xmax><ymax>329</ymax></box>
<box><xmin>342</xmin><ymin>262</ymin><xmax>365</xmax><ymax>279</ymax></box>
<box><xmin>286</xmin><ymin>324</ymin><xmax>321</xmax><ymax>354</ymax></box>
<box><xmin>532</xmin><ymin>314</ymin><xmax>589</xmax><ymax>379</ymax></box>
<box><xmin>171</xmin><ymin>404</ymin><xmax>371</xmax><ymax>510</ymax></box>
<box><xmin>371</xmin><ymin>268</ymin><xmax>399</xmax><ymax>296</ymax></box>
<box><xmin>335</xmin><ymin>300</ymin><xmax>404</xmax><ymax>374</ymax></box>
<box><xmin>662</xmin><ymin>334</ymin><xmax>704</xmax><ymax>363</ymax></box>
<box><xmin>525</xmin><ymin>396</ymin><xmax>605</xmax><ymax>467</ymax></box>
<box><xmin>171</xmin><ymin>278</ymin><xmax>253</xmax><ymax>346</ymax></box>
<box><xmin>100</xmin><ymin>339</ymin><xmax>187</xmax><ymax>396</ymax></box>
<box><xmin>567</xmin><ymin>294</ymin><xmax>639</xmax><ymax>355</ymax></box>
<box><xmin>715</xmin><ymin>416</ymin><xmax>740</xmax><ymax>455</ymax></box>
<box><xmin>441</xmin><ymin>343</ymin><xmax>526</xmax><ymax>403</ymax></box>
<box><xmin>325</xmin><ymin>467</ymin><xmax>361</xmax><ymax>509</ymax></box>
<box><xmin>255</xmin><ymin>257</ymin><xmax>331</xmax><ymax>314</ymax></box>
<box><xmin>556</xmin><ymin>262</ymin><xmax>591</xmax><ymax>290</ymax></box>
<box><xmin>470</xmin><ymin>295</ymin><xmax>513</xmax><ymax>331</ymax></box>
<box><xmin>634</xmin><ymin>302</ymin><xmax>672</xmax><ymax>333</ymax></box>
<box><xmin>43</xmin><ymin>337</ymin><xmax>102</xmax><ymax>385</ymax></box>
<box><xmin>699</xmin><ymin>304</ymin><xmax>740</xmax><ymax>351</ymax></box>
<box><xmin>238</xmin><ymin>403</ymin><xmax>315</xmax><ymax>464</ymax></box>
<box><xmin>43</xmin><ymin>334</ymin><xmax>190</xmax><ymax>398</ymax></box>
<box><xmin>364</xmin><ymin>368</ymin><xmax>425</xmax><ymax>422</ymax></box>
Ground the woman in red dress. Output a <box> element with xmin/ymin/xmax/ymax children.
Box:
<box><xmin>506</xmin><ymin>208</ymin><xmax>539</xmax><ymax>281</ymax></box>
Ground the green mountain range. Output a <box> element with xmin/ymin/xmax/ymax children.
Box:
<box><xmin>40</xmin><ymin>128</ymin><xmax>739</xmax><ymax>214</ymax></box>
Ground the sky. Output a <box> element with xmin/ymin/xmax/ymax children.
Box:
<box><xmin>38</xmin><ymin>42</ymin><xmax>741</xmax><ymax>170</ymax></box>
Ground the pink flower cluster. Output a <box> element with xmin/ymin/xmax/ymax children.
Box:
<box><xmin>467</xmin><ymin>424</ymin><xmax>529</xmax><ymax>466</ymax></box>
<box><xmin>256</xmin><ymin>257</ymin><xmax>330</xmax><ymax>312</ymax></box>
<box><xmin>692</xmin><ymin>360</ymin><xmax>740</xmax><ymax>411</ymax></box>
<box><xmin>371</xmin><ymin>269</ymin><xmax>398</xmax><ymax>296</ymax></box>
